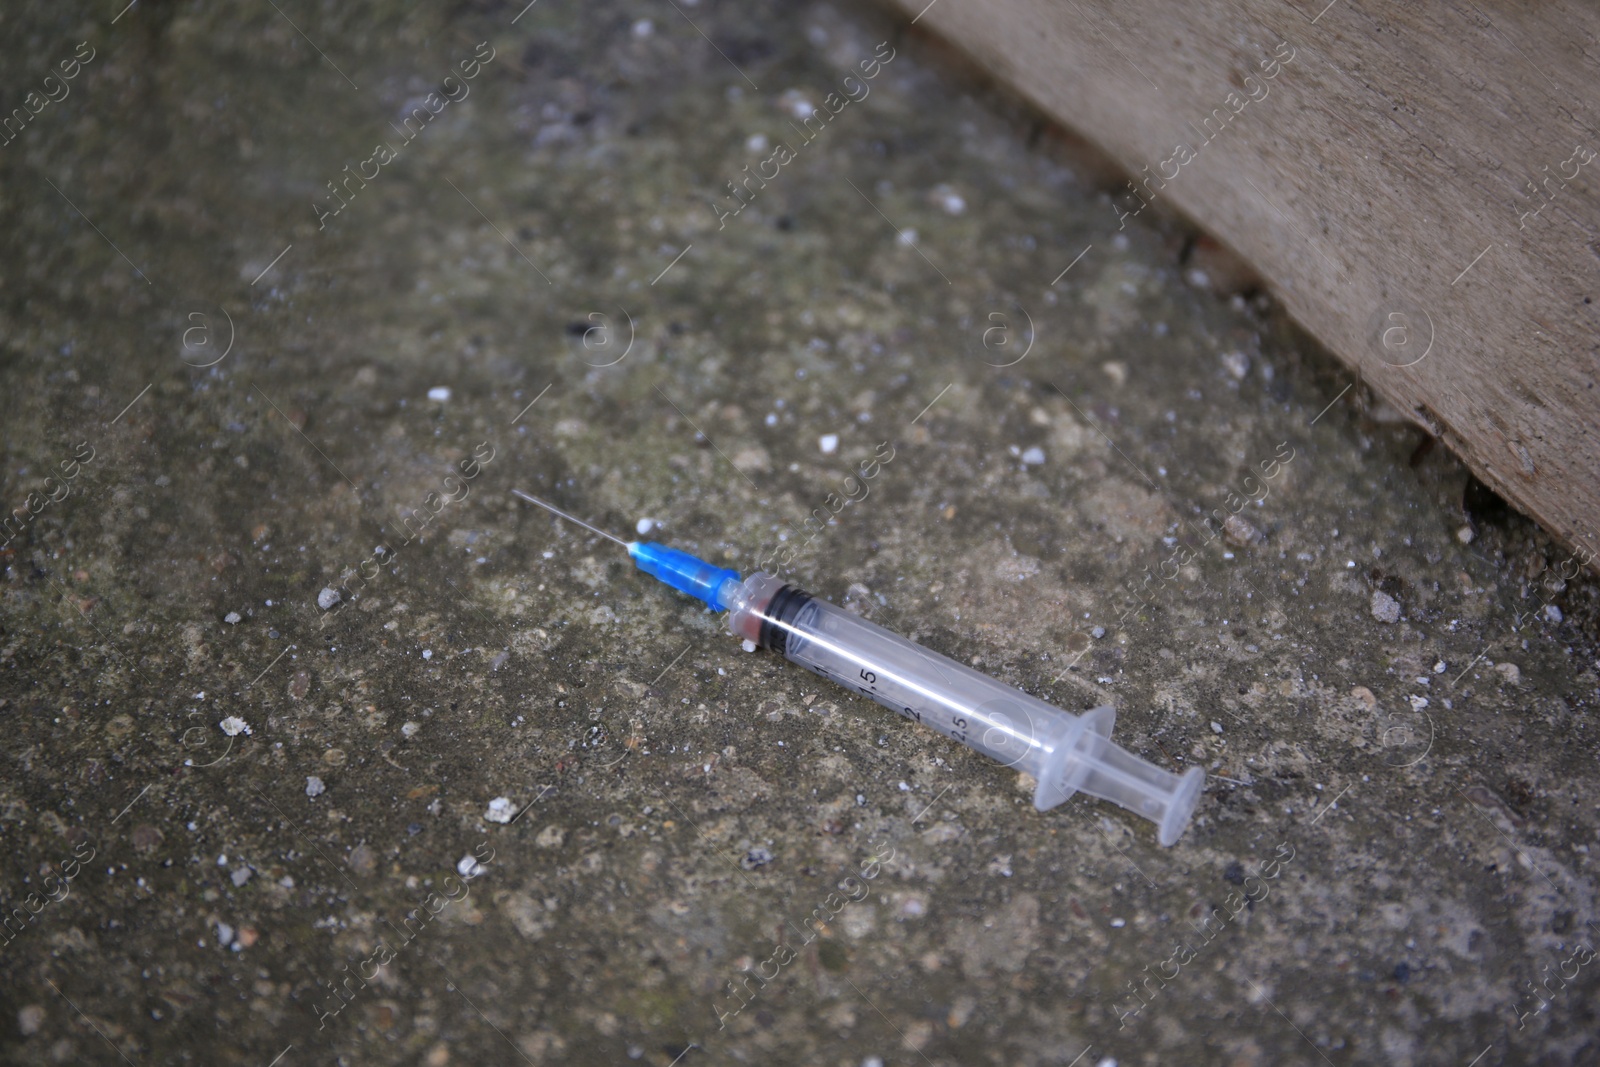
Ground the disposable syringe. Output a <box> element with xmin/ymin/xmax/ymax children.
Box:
<box><xmin>512</xmin><ymin>490</ymin><xmax>1205</xmax><ymax>845</ymax></box>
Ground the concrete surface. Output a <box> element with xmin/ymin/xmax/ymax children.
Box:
<box><xmin>0</xmin><ymin>1</ymin><xmax>1596</xmax><ymax>1065</ymax></box>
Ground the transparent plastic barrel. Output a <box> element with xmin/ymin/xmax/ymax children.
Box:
<box><xmin>722</xmin><ymin>573</ymin><xmax>1204</xmax><ymax>844</ymax></box>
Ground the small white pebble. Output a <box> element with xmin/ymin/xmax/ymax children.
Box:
<box><xmin>1096</xmin><ymin>1058</ymin><xmax>1118</xmax><ymax>1067</ymax></box>
<box><xmin>485</xmin><ymin>797</ymin><xmax>515</xmax><ymax>824</ymax></box>
<box><xmin>224</xmin><ymin>611</ymin><xmax>241</xmax><ymax>625</ymax></box>
<box><xmin>897</xmin><ymin>781</ymin><xmax>910</xmax><ymax>791</ymax></box>
<box><xmin>1221</xmin><ymin>351</ymin><xmax>1250</xmax><ymax>379</ymax></box>
<box><xmin>783</xmin><ymin>93</ymin><xmax>816</xmax><ymax>120</ymax></box>
<box><xmin>305</xmin><ymin>776</ymin><xmax>326</xmax><ymax>798</ymax></box>
<box><xmin>1409</xmin><ymin>695</ymin><xmax>1429</xmax><ymax>710</ymax></box>
<box><xmin>1371</xmin><ymin>590</ymin><xmax>1401</xmax><ymax>624</ymax></box>
<box><xmin>631</xmin><ymin>18</ymin><xmax>653</xmax><ymax>38</ymax></box>
<box><xmin>1020</xmin><ymin>446</ymin><xmax>1046</xmax><ymax>466</ymax></box>
<box><xmin>216</xmin><ymin>922</ymin><xmax>234</xmax><ymax>946</ymax></box>
<box><xmin>931</xmin><ymin>184</ymin><xmax>965</xmax><ymax>215</ymax></box>
<box><xmin>1433</xmin><ymin>661</ymin><xmax>1446</xmax><ymax>674</ymax></box>
<box><xmin>1545</xmin><ymin>604</ymin><xmax>1564</xmax><ymax>624</ymax></box>
<box><xmin>219</xmin><ymin>716</ymin><xmax>251</xmax><ymax>737</ymax></box>
<box><xmin>427</xmin><ymin>386</ymin><xmax>451</xmax><ymax>402</ymax></box>
<box><xmin>742</xmin><ymin>639</ymin><xmax>758</xmax><ymax>653</ymax></box>
<box><xmin>636</xmin><ymin>517</ymin><xmax>657</xmax><ymax>535</ymax></box>
<box><xmin>17</xmin><ymin>1005</ymin><xmax>45</xmax><ymax>1036</ymax></box>
<box><xmin>745</xmin><ymin>133</ymin><xmax>768</xmax><ymax>152</ymax></box>
<box><xmin>1210</xmin><ymin>721</ymin><xmax>1223</xmax><ymax>734</ymax></box>
<box><xmin>818</xmin><ymin>433</ymin><xmax>839</xmax><ymax>455</ymax></box>
<box><xmin>1456</xmin><ymin>525</ymin><xmax>1476</xmax><ymax>544</ymax></box>
<box><xmin>1186</xmin><ymin>268</ymin><xmax>1211</xmax><ymax>289</ymax></box>
<box><xmin>231</xmin><ymin>867</ymin><xmax>252</xmax><ymax>887</ymax></box>
<box><xmin>422</xmin><ymin>649</ymin><xmax>433</xmax><ymax>660</ymax></box>
<box><xmin>317</xmin><ymin>587</ymin><xmax>341</xmax><ymax>610</ymax></box>
<box><xmin>457</xmin><ymin>855</ymin><xmax>487</xmax><ymax>879</ymax></box>
<box><xmin>897</xmin><ymin>228</ymin><xmax>919</xmax><ymax>246</ymax></box>
<box><xmin>1109</xmin><ymin>917</ymin><xmax>1126</xmax><ymax>928</ymax></box>
<box><xmin>1091</xmin><ymin>626</ymin><xmax>1106</xmax><ymax>639</ymax></box>
<box><xmin>401</xmin><ymin>721</ymin><xmax>420</xmax><ymax>737</ymax></box>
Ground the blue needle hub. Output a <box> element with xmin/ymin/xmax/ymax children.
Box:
<box><xmin>627</xmin><ymin>541</ymin><xmax>740</xmax><ymax>611</ymax></box>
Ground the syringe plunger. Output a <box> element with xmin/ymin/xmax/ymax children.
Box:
<box><xmin>721</xmin><ymin>572</ymin><xmax>1204</xmax><ymax>845</ymax></box>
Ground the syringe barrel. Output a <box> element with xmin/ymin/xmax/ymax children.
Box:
<box><xmin>722</xmin><ymin>573</ymin><xmax>1204</xmax><ymax>845</ymax></box>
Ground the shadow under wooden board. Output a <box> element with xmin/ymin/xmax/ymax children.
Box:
<box><xmin>883</xmin><ymin>0</ymin><xmax>1600</xmax><ymax>571</ymax></box>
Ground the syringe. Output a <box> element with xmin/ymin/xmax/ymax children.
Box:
<box><xmin>512</xmin><ymin>490</ymin><xmax>1205</xmax><ymax>845</ymax></box>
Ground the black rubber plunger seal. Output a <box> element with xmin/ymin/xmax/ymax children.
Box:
<box><xmin>758</xmin><ymin>584</ymin><xmax>814</xmax><ymax>654</ymax></box>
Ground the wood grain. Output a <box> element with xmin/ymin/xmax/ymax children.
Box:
<box><xmin>885</xmin><ymin>0</ymin><xmax>1600</xmax><ymax>566</ymax></box>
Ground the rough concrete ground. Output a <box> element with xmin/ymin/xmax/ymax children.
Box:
<box><xmin>1</xmin><ymin>1</ymin><xmax>1597</xmax><ymax>1065</ymax></box>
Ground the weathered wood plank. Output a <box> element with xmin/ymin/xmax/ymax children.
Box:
<box><xmin>886</xmin><ymin>0</ymin><xmax>1600</xmax><ymax>566</ymax></box>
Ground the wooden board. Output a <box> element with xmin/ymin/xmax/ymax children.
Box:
<box><xmin>884</xmin><ymin>0</ymin><xmax>1600</xmax><ymax>568</ymax></box>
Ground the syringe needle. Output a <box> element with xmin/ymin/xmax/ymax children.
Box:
<box><xmin>511</xmin><ymin>489</ymin><xmax>632</xmax><ymax>548</ymax></box>
<box><xmin>512</xmin><ymin>490</ymin><xmax>741</xmax><ymax>608</ymax></box>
